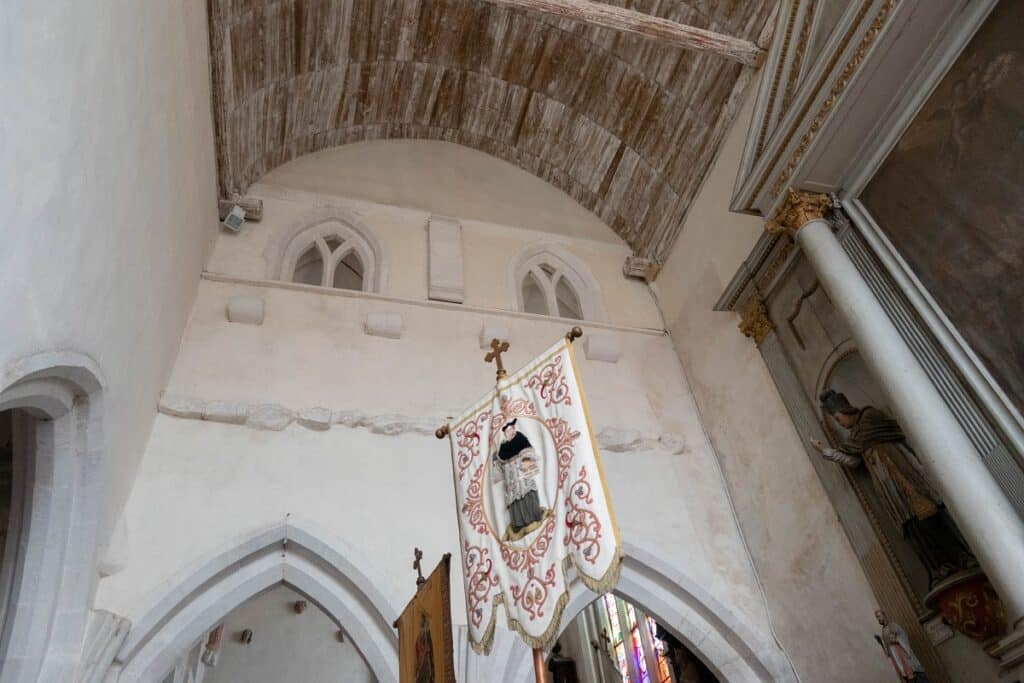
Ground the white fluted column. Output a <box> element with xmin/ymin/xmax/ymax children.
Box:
<box><xmin>768</xmin><ymin>190</ymin><xmax>1024</xmax><ymax>627</ymax></box>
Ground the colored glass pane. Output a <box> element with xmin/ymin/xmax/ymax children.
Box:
<box><xmin>614</xmin><ymin>642</ymin><xmax>629</xmax><ymax>681</ymax></box>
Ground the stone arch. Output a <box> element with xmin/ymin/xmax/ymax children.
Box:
<box><xmin>264</xmin><ymin>207</ymin><xmax>388</xmax><ymax>294</ymax></box>
<box><xmin>112</xmin><ymin>521</ymin><xmax>400</xmax><ymax>683</ymax></box>
<box><xmin>0</xmin><ymin>350</ymin><xmax>105</xmax><ymax>683</ymax></box>
<box><xmin>508</xmin><ymin>242</ymin><xmax>607</xmax><ymax>322</ymax></box>
<box><xmin>501</xmin><ymin>543</ymin><xmax>796</xmax><ymax>683</ymax></box>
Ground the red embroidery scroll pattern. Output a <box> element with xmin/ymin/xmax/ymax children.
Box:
<box><xmin>564</xmin><ymin>466</ymin><xmax>603</xmax><ymax>564</ymax></box>
<box><xmin>464</xmin><ymin>541</ymin><xmax>499</xmax><ymax>629</ymax></box>
<box><xmin>546</xmin><ymin>417</ymin><xmax>581</xmax><ymax>487</ymax></box>
<box><xmin>501</xmin><ymin>514</ymin><xmax>555</xmax><ymax>575</ymax></box>
<box><xmin>461</xmin><ymin>464</ymin><xmax>488</xmax><ymax>535</ymax></box>
<box><xmin>455</xmin><ymin>411</ymin><xmax>490</xmax><ymax>481</ymax></box>
<box><xmin>526</xmin><ymin>355</ymin><xmax>572</xmax><ymax>407</ymax></box>
<box><xmin>508</xmin><ymin>564</ymin><xmax>558</xmax><ymax>621</ymax></box>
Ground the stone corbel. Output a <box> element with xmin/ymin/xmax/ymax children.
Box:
<box><xmin>622</xmin><ymin>255</ymin><xmax>661</xmax><ymax>282</ymax></box>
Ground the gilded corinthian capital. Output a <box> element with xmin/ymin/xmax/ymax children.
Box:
<box><xmin>765</xmin><ymin>189</ymin><xmax>833</xmax><ymax>238</ymax></box>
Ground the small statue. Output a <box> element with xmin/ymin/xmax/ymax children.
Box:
<box><xmin>547</xmin><ymin>643</ymin><xmax>579</xmax><ymax>683</ymax></box>
<box><xmin>811</xmin><ymin>390</ymin><xmax>974</xmax><ymax>586</ymax></box>
<box><xmin>875</xmin><ymin>610</ymin><xmax>929</xmax><ymax>682</ymax></box>
<box><xmin>491</xmin><ymin>419</ymin><xmax>545</xmax><ymax>540</ymax></box>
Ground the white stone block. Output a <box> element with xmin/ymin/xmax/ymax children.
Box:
<box><xmin>297</xmin><ymin>407</ymin><xmax>332</xmax><ymax>431</ymax></box>
<box><xmin>364</xmin><ymin>312</ymin><xmax>403</xmax><ymax>339</ymax></box>
<box><xmin>331</xmin><ymin>410</ymin><xmax>360</xmax><ymax>428</ymax></box>
<box><xmin>203</xmin><ymin>401</ymin><xmax>248</xmax><ymax>425</ymax></box>
<box><xmin>427</xmin><ymin>215</ymin><xmax>464</xmax><ymax>303</ymax></box>
<box><xmin>159</xmin><ymin>397</ymin><xmax>204</xmax><ymax>420</ymax></box>
<box><xmin>246</xmin><ymin>404</ymin><xmax>295</xmax><ymax>431</ymax></box>
<box><xmin>479</xmin><ymin>324</ymin><xmax>510</xmax><ymax>350</ymax></box>
<box><xmin>225</xmin><ymin>296</ymin><xmax>265</xmax><ymax>325</ymax></box>
<box><xmin>583</xmin><ymin>332</ymin><xmax>622</xmax><ymax>363</ymax></box>
<box><xmin>597</xmin><ymin>427</ymin><xmax>641</xmax><ymax>452</ymax></box>
<box><xmin>362</xmin><ymin>414</ymin><xmax>413</xmax><ymax>436</ymax></box>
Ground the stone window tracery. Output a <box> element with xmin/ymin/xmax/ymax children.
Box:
<box><xmin>512</xmin><ymin>245</ymin><xmax>605</xmax><ymax>321</ymax></box>
<box><xmin>278</xmin><ymin>221</ymin><xmax>377</xmax><ymax>293</ymax></box>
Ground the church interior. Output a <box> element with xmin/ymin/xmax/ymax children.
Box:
<box><xmin>1</xmin><ymin>1</ymin><xmax>1022</xmax><ymax>682</ymax></box>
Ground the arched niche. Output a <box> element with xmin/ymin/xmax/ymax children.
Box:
<box><xmin>264</xmin><ymin>207</ymin><xmax>387</xmax><ymax>294</ymax></box>
<box><xmin>814</xmin><ymin>341</ymin><xmax>933</xmax><ymax>601</ymax></box>
<box><xmin>0</xmin><ymin>351</ymin><xmax>105</xmax><ymax>683</ymax></box>
<box><xmin>499</xmin><ymin>543</ymin><xmax>796</xmax><ymax>683</ymax></box>
<box><xmin>112</xmin><ymin>522</ymin><xmax>400</xmax><ymax>683</ymax></box>
<box><xmin>508</xmin><ymin>243</ymin><xmax>607</xmax><ymax>322</ymax></box>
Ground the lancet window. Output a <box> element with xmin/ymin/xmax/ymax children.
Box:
<box><xmin>513</xmin><ymin>246</ymin><xmax>605</xmax><ymax>321</ymax></box>
<box><xmin>279</xmin><ymin>221</ymin><xmax>378</xmax><ymax>293</ymax></box>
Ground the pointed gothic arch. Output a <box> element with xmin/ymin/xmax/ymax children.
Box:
<box><xmin>112</xmin><ymin>522</ymin><xmax>400</xmax><ymax>683</ymax></box>
<box><xmin>0</xmin><ymin>351</ymin><xmax>105</xmax><ymax>683</ymax></box>
<box><xmin>264</xmin><ymin>207</ymin><xmax>388</xmax><ymax>294</ymax></box>
<box><xmin>500</xmin><ymin>542</ymin><xmax>797</xmax><ymax>683</ymax></box>
<box><xmin>509</xmin><ymin>243</ymin><xmax>608</xmax><ymax>322</ymax></box>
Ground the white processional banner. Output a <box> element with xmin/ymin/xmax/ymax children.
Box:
<box><xmin>446</xmin><ymin>337</ymin><xmax>621</xmax><ymax>654</ymax></box>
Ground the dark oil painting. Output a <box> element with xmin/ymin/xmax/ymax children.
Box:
<box><xmin>860</xmin><ymin>0</ymin><xmax>1024</xmax><ymax>415</ymax></box>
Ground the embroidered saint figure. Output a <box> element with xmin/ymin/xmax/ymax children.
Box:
<box><xmin>492</xmin><ymin>419</ymin><xmax>546</xmax><ymax>540</ymax></box>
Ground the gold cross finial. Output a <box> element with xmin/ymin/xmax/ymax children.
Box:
<box><xmin>413</xmin><ymin>547</ymin><xmax>426</xmax><ymax>587</ymax></box>
<box><xmin>485</xmin><ymin>339</ymin><xmax>510</xmax><ymax>380</ymax></box>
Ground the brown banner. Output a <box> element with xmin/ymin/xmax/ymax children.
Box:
<box><xmin>394</xmin><ymin>554</ymin><xmax>455</xmax><ymax>683</ymax></box>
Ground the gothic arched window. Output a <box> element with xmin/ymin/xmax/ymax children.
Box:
<box><xmin>277</xmin><ymin>219</ymin><xmax>379</xmax><ymax>293</ymax></box>
<box><xmin>512</xmin><ymin>245</ymin><xmax>605</xmax><ymax>321</ymax></box>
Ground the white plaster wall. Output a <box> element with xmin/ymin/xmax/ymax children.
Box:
<box><xmin>95</xmin><ymin>279</ymin><xmax>776</xmax><ymax>676</ymax></box>
<box><xmin>0</xmin><ymin>1</ymin><xmax>218</xmax><ymax>550</ymax></box>
<box><xmin>204</xmin><ymin>585</ymin><xmax>373</xmax><ymax>683</ymax></box>
<box><xmin>205</xmin><ymin>143</ymin><xmax>662</xmax><ymax>330</ymax></box>
<box><xmin>653</xmin><ymin>92</ymin><xmax>893</xmax><ymax>682</ymax></box>
<box><xmin>258</xmin><ymin>140</ymin><xmax>621</xmax><ymax>244</ymax></box>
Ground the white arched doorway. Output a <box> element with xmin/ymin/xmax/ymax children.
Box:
<box><xmin>0</xmin><ymin>351</ymin><xmax>105</xmax><ymax>683</ymax></box>
<box><xmin>112</xmin><ymin>522</ymin><xmax>400</xmax><ymax>683</ymax></box>
<box><xmin>500</xmin><ymin>544</ymin><xmax>797</xmax><ymax>683</ymax></box>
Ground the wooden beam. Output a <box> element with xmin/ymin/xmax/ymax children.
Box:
<box><xmin>478</xmin><ymin>0</ymin><xmax>765</xmax><ymax>66</ymax></box>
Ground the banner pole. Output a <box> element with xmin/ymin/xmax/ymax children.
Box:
<box><xmin>533</xmin><ymin>648</ymin><xmax>547</xmax><ymax>683</ymax></box>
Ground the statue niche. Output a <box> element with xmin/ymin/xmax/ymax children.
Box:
<box><xmin>813</xmin><ymin>352</ymin><xmax>1006</xmax><ymax>642</ymax></box>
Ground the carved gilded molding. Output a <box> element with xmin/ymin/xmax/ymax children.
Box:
<box><xmin>755</xmin><ymin>1</ymin><xmax>802</xmax><ymax>158</ymax></box>
<box><xmin>765</xmin><ymin>188</ymin><xmax>833</xmax><ymax>238</ymax></box>
<box><xmin>742</xmin><ymin>0</ymin><xmax>897</xmax><ymax>211</ymax></box>
<box><xmin>739</xmin><ymin>295</ymin><xmax>773</xmax><ymax>346</ymax></box>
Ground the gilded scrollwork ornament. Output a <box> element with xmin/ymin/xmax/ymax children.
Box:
<box><xmin>738</xmin><ymin>294</ymin><xmax>773</xmax><ymax>346</ymax></box>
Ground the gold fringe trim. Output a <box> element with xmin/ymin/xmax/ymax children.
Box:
<box><xmin>467</xmin><ymin>544</ymin><xmax>625</xmax><ymax>655</ymax></box>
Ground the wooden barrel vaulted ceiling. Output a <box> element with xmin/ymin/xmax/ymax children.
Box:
<box><xmin>207</xmin><ymin>0</ymin><xmax>775</xmax><ymax>262</ymax></box>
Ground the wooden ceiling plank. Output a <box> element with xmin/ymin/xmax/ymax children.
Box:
<box><xmin>474</xmin><ymin>0</ymin><xmax>765</xmax><ymax>66</ymax></box>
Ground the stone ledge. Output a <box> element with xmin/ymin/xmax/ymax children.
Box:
<box><xmin>159</xmin><ymin>396</ymin><xmax>688</xmax><ymax>454</ymax></box>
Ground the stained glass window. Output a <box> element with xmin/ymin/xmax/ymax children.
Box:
<box><xmin>646</xmin><ymin>616</ymin><xmax>674</xmax><ymax>683</ymax></box>
<box><xmin>602</xmin><ymin>594</ymin><xmax>629</xmax><ymax>681</ymax></box>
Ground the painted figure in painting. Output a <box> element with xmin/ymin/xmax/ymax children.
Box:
<box><xmin>811</xmin><ymin>390</ymin><xmax>974</xmax><ymax>587</ymax></box>
<box><xmin>875</xmin><ymin>610</ymin><xmax>929</xmax><ymax>682</ymax></box>
<box><xmin>492</xmin><ymin>419</ymin><xmax>545</xmax><ymax>541</ymax></box>
<box><xmin>413</xmin><ymin>613</ymin><xmax>434</xmax><ymax>683</ymax></box>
